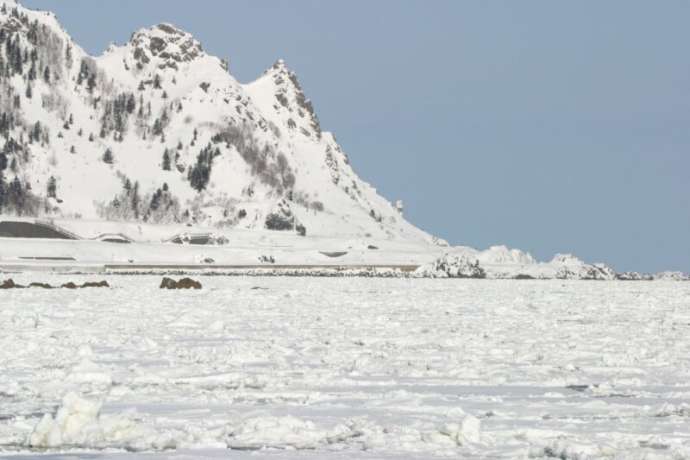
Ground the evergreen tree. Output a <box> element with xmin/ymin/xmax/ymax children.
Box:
<box><xmin>126</xmin><ymin>93</ymin><xmax>136</xmax><ymax>114</ymax></box>
<box><xmin>150</xmin><ymin>187</ymin><xmax>162</xmax><ymax>211</ymax></box>
<box><xmin>65</xmin><ymin>45</ymin><xmax>73</xmax><ymax>69</ymax></box>
<box><xmin>46</xmin><ymin>176</ymin><xmax>57</xmax><ymax>198</ymax></box>
<box><xmin>131</xmin><ymin>181</ymin><xmax>140</xmax><ymax>219</ymax></box>
<box><xmin>0</xmin><ymin>171</ymin><xmax>5</xmax><ymax>211</ymax></box>
<box><xmin>103</xmin><ymin>148</ymin><xmax>114</xmax><ymax>164</ymax></box>
<box><xmin>77</xmin><ymin>59</ymin><xmax>88</xmax><ymax>85</ymax></box>
<box><xmin>7</xmin><ymin>177</ymin><xmax>24</xmax><ymax>214</ymax></box>
<box><xmin>31</xmin><ymin>122</ymin><xmax>41</xmax><ymax>143</ymax></box>
<box><xmin>87</xmin><ymin>74</ymin><xmax>96</xmax><ymax>93</ymax></box>
<box><xmin>162</xmin><ymin>149</ymin><xmax>171</xmax><ymax>171</ymax></box>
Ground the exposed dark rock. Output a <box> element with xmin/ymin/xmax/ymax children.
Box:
<box><xmin>160</xmin><ymin>277</ymin><xmax>202</xmax><ymax>290</ymax></box>
<box><xmin>29</xmin><ymin>282</ymin><xmax>53</xmax><ymax>289</ymax></box>
<box><xmin>1</xmin><ymin>279</ymin><xmax>24</xmax><ymax>289</ymax></box>
<box><xmin>160</xmin><ymin>277</ymin><xmax>177</xmax><ymax>289</ymax></box>
<box><xmin>81</xmin><ymin>281</ymin><xmax>110</xmax><ymax>288</ymax></box>
<box><xmin>1</xmin><ymin>279</ymin><xmax>110</xmax><ymax>289</ymax></box>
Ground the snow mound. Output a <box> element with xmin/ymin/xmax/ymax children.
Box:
<box><xmin>617</xmin><ymin>271</ymin><xmax>653</xmax><ymax>281</ymax></box>
<box><xmin>28</xmin><ymin>393</ymin><xmax>169</xmax><ymax>451</ymax></box>
<box><xmin>438</xmin><ymin>415</ymin><xmax>481</xmax><ymax>445</ymax></box>
<box><xmin>654</xmin><ymin>271</ymin><xmax>689</xmax><ymax>281</ymax></box>
<box><xmin>477</xmin><ymin>245</ymin><xmax>536</xmax><ymax>265</ymax></box>
<box><xmin>551</xmin><ymin>254</ymin><xmax>617</xmax><ymax>280</ymax></box>
<box><xmin>415</xmin><ymin>254</ymin><xmax>486</xmax><ymax>279</ymax></box>
<box><xmin>29</xmin><ymin>392</ymin><xmax>105</xmax><ymax>448</ymax></box>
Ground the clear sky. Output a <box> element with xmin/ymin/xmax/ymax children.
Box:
<box><xmin>23</xmin><ymin>0</ymin><xmax>690</xmax><ymax>273</ymax></box>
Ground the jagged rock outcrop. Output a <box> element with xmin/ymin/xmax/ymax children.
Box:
<box><xmin>415</xmin><ymin>254</ymin><xmax>487</xmax><ymax>279</ymax></box>
<box><xmin>550</xmin><ymin>254</ymin><xmax>617</xmax><ymax>281</ymax></box>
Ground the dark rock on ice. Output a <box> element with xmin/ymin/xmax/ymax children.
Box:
<box><xmin>29</xmin><ymin>282</ymin><xmax>53</xmax><ymax>289</ymax></box>
<box><xmin>0</xmin><ymin>279</ymin><xmax>24</xmax><ymax>289</ymax></box>
<box><xmin>81</xmin><ymin>281</ymin><xmax>110</xmax><ymax>288</ymax></box>
<box><xmin>160</xmin><ymin>277</ymin><xmax>202</xmax><ymax>290</ymax></box>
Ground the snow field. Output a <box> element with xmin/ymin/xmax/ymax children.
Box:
<box><xmin>0</xmin><ymin>277</ymin><xmax>689</xmax><ymax>458</ymax></box>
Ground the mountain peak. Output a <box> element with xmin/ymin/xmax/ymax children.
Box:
<box><xmin>259</xmin><ymin>60</ymin><xmax>322</xmax><ymax>138</ymax></box>
<box><xmin>128</xmin><ymin>23</ymin><xmax>204</xmax><ymax>70</ymax></box>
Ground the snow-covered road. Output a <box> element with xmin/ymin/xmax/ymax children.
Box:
<box><xmin>1</xmin><ymin>277</ymin><xmax>689</xmax><ymax>459</ymax></box>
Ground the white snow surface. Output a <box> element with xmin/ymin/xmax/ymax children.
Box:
<box><xmin>1</xmin><ymin>277</ymin><xmax>690</xmax><ymax>459</ymax></box>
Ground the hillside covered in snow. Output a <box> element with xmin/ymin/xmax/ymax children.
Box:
<box><xmin>0</xmin><ymin>0</ymin><xmax>433</xmax><ymax>243</ymax></box>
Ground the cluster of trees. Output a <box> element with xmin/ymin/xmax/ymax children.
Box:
<box><xmin>28</xmin><ymin>121</ymin><xmax>50</xmax><ymax>145</ymax></box>
<box><xmin>0</xmin><ymin>7</ymin><xmax>65</xmax><ymax>92</ymax></box>
<box><xmin>97</xmin><ymin>178</ymin><xmax>180</xmax><ymax>224</ymax></box>
<box><xmin>0</xmin><ymin>138</ymin><xmax>22</xmax><ymax>174</ymax></box>
<box><xmin>188</xmin><ymin>143</ymin><xmax>220</xmax><ymax>192</ymax></box>
<box><xmin>0</xmin><ymin>112</ymin><xmax>17</xmax><ymax>138</ymax></box>
<box><xmin>1</xmin><ymin>30</ymin><xmax>31</xmax><ymax>79</ymax></box>
<box><xmin>100</xmin><ymin>92</ymin><xmax>136</xmax><ymax>139</ymax></box>
<box><xmin>211</xmin><ymin>125</ymin><xmax>295</xmax><ymax>193</ymax></box>
<box><xmin>0</xmin><ymin>155</ymin><xmax>39</xmax><ymax>215</ymax></box>
<box><xmin>151</xmin><ymin>108</ymin><xmax>170</xmax><ymax>141</ymax></box>
<box><xmin>146</xmin><ymin>183</ymin><xmax>180</xmax><ymax>223</ymax></box>
<box><xmin>161</xmin><ymin>147</ymin><xmax>181</xmax><ymax>171</ymax></box>
<box><xmin>77</xmin><ymin>58</ymin><xmax>97</xmax><ymax>93</ymax></box>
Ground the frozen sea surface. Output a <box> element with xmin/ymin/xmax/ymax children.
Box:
<box><xmin>1</xmin><ymin>277</ymin><xmax>689</xmax><ymax>459</ymax></box>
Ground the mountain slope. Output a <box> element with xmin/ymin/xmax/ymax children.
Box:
<box><xmin>0</xmin><ymin>0</ymin><xmax>435</xmax><ymax>243</ymax></box>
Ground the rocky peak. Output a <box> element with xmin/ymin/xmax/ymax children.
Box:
<box><xmin>262</xmin><ymin>59</ymin><xmax>321</xmax><ymax>138</ymax></box>
<box><xmin>129</xmin><ymin>23</ymin><xmax>204</xmax><ymax>71</ymax></box>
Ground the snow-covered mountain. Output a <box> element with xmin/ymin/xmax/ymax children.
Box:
<box><xmin>0</xmin><ymin>0</ymin><xmax>434</xmax><ymax>242</ymax></box>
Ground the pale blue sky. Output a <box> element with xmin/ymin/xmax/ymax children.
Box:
<box><xmin>24</xmin><ymin>0</ymin><xmax>690</xmax><ymax>273</ymax></box>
